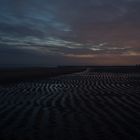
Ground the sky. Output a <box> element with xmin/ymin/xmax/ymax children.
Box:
<box><xmin>0</xmin><ymin>0</ymin><xmax>140</xmax><ymax>67</ymax></box>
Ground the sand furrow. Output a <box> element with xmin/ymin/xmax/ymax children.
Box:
<box><xmin>0</xmin><ymin>69</ymin><xmax>140</xmax><ymax>140</ymax></box>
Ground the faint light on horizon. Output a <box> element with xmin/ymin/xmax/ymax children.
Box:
<box><xmin>124</xmin><ymin>51</ymin><xmax>140</xmax><ymax>56</ymax></box>
<box><xmin>65</xmin><ymin>54</ymin><xmax>96</xmax><ymax>58</ymax></box>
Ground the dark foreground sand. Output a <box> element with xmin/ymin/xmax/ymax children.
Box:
<box><xmin>0</xmin><ymin>67</ymin><xmax>140</xmax><ymax>140</ymax></box>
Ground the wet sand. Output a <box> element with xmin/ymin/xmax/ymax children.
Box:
<box><xmin>0</xmin><ymin>67</ymin><xmax>140</xmax><ymax>140</ymax></box>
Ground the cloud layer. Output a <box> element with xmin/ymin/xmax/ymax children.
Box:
<box><xmin>0</xmin><ymin>0</ymin><xmax>140</xmax><ymax>66</ymax></box>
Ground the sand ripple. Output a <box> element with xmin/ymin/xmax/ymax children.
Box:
<box><xmin>0</xmin><ymin>69</ymin><xmax>140</xmax><ymax>140</ymax></box>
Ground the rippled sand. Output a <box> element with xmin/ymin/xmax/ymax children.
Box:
<box><xmin>0</xmin><ymin>69</ymin><xmax>140</xmax><ymax>140</ymax></box>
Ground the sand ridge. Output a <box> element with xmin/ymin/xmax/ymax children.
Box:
<box><xmin>0</xmin><ymin>68</ymin><xmax>140</xmax><ymax>140</ymax></box>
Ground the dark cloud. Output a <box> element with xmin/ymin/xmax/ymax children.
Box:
<box><xmin>0</xmin><ymin>0</ymin><xmax>140</xmax><ymax>66</ymax></box>
<box><xmin>0</xmin><ymin>23</ymin><xmax>45</xmax><ymax>38</ymax></box>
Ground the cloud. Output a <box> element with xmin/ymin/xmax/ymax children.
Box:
<box><xmin>0</xmin><ymin>0</ymin><xmax>140</xmax><ymax>66</ymax></box>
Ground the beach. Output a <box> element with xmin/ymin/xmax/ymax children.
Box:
<box><xmin>0</xmin><ymin>67</ymin><xmax>140</xmax><ymax>140</ymax></box>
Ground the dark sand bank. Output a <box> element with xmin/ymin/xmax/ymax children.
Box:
<box><xmin>0</xmin><ymin>66</ymin><xmax>140</xmax><ymax>140</ymax></box>
<box><xmin>0</xmin><ymin>66</ymin><xmax>139</xmax><ymax>84</ymax></box>
<box><xmin>0</xmin><ymin>67</ymin><xmax>85</xmax><ymax>84</ymax></box>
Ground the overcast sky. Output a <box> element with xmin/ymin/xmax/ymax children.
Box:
<box><xmin>0</xmin><ymin>0</ymin><xmax>140</xmax><ymax>67</ymax></box>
